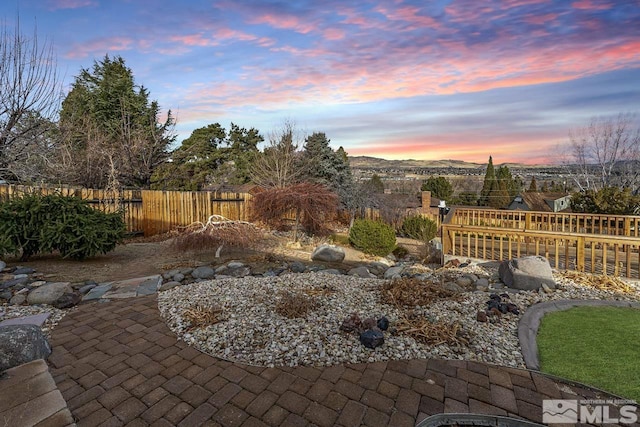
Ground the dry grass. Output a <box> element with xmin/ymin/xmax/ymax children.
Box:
<box><xmin>381</xmin><ymin>277</ymin><xmax>463</xmax><ymax>307</ymax></box>
<box><xmin>395</xmin><ymin>315</ymin><xmax>469</xmax><ymax>346</ymax></box>
<box><xmin>381</xmin><ymin>278</ymin><xmax>469</xmax><ymax>347</ymax></box>
<box><xmin>558</xmin><ymin>271</ymin><xmax>637</xmax><ymax>294</ymax></box>
<box><xmin>170</xmin><ymin>215</ymin><xmax>262</xmax><ymax>253</ymax></box>
<box><xmin>275</xmin><ymin>290</ymin><xmax>317</xmax><ymax>318</ymax></box>
<box><xmin>183</xmin><ymin>304</ymin><xmax>224</xmax><ymax>331</ymax></box>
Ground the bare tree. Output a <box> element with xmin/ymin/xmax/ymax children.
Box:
<box><xmin>566</xmin><ymin>113</ymin><xmax>640</xmax><ymax>192</ymax></box>
<box><xmin>250</xmin><ymin>120</ymin><xmax>304</xmax><ymax>188</ymax></box>
<box><xmin>0</xmin><ymin>18</ymin><xmax>61</xmax><ymax>182</ymax></box>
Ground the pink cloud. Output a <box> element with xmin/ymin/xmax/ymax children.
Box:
<box><xmin>571</xmin><ymin>0</ymin><xmax>613</xmax><ymax>10</ymax></box>
<box><xmin>248</xmin><ymin>13</ymin><xmax>315</xmax><ymax>34</ymax></box>
<box><xmin>47</xmin><ymin>0</ymin><xmax>97</xmax><ymax>10</ymax></box>
<box><xmin>523</xmin><ymin>13</ymin><xmax>560</xmax><ymax>25</ymax></box>
<box><xmin>64</xmin><ymin>37</ymin><xmax>134</xmax><ymax>59</ymax></box>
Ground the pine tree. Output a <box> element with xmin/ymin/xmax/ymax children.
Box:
<box><xmin>528</xmin><ymin>176</ymin><xmax>538</xmax><ymax>192</ymax></box>
<box><xmin>479</xmin><ymin>156</ymin><xmax>496</xmax><ymax>206</ymax></box>
<box><xmin>301</xmin><ymin>132</ymin><xmax>355</xmax><ymax>209</ymax></box>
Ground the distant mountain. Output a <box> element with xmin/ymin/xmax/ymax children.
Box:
<box><xmin>348</xmin><ymin>156</ymin><xmax>548</xmax><ymax>169</ymax></box>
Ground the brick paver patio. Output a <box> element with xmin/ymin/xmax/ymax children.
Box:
<box><xmin>47</xmin><ymin>295</ymin><xmax>626</xmax><ymax>426</ymax></box>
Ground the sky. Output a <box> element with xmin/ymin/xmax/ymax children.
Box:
<box><xmin>2</xmin><ymin>0</ymin><xmax>639</xmax><ymax>164</ymax></box>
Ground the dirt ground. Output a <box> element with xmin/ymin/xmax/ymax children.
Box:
<box><xmin>6</xmin><ymin>234</ymin><xmax>422</xmax><ymax>284</ymax></box>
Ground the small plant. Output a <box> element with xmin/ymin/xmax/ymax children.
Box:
<box><xmin>329</xmin><ymin>233</ymin><xmax>351</xmax><ymax>246</ymax></box>
<box><xmin>275</xmin><ymin>290</ymin><xmax>316</xmax><ymax>318</ymax></box>
<box><xmin>0</xmin><ymin>193</ymin><xmax>125</xmax><ymax>260</ymax></box>
<box><xmin>171</xmin><ymin>215</ymin><xmax>261</xmax><ymax>257</ymax></box>
<box><xmin>401</xmin><ymin>215</ymin><xmax>437</xmax><ymax>242</ymax></box>
<box><xmin>183</xmin><ymin>303</ymin><xmax>224</xmax><ymax>331</ymax></box>
<box><xmin>392</xmin><ymin>245</ymin><xmax>409</xmax><ymax>259</ymax></box>
<box><xmin>381</xmin><ymin>278</ymin><xmax>462</xmax><ymax>307</ymax></box>
<box><xmin>349</xmin><ymin>219</ymin><xmax>396</xmax><ymax>256</ymax></box>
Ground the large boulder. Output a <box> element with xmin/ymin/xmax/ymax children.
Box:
<box><xmin>27</xmin><ymin>282</ymin><xmax>72</xmax><ymax>305</ymax></box>
<box><xmin>498</xmin><ymin>256</ymin><xmax>556</xmax><ymax>291</ymax></box>
<box><xmin>311</xmin><ymin>244</ymin><xmax>345</xmax><ymax>263</ymax></box>
<box><xmin>192</xmin><ymin>266</ymin><xmax>215</xmax><ymax>279</ymax></box>
<box><xmin>0</xmin><ymin>324</ymin><xmax>52</xmax><ymax>371</ymax></box>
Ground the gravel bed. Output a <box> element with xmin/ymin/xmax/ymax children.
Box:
<box><xmin>158</xmin><ymin>268</ymin><xmax>640</xmax><ymax>368</ymax></box>
<box><xmin>0</xmin><ymin>304</ymin><xmax>71</xmax><ymax>337</ymax></box>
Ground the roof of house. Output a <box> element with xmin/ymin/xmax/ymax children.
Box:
<box><xmin>511</xmin><ymin>192</ymin><xmax>571</xmax><ymax>212</ymax></box>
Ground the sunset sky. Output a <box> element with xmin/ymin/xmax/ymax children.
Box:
<box><xmin>2</xmin><ymin>0</ymin><xmax>639</xmax><ymax>164</ymax></box>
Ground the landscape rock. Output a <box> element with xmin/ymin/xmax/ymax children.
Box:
<box><xmin>13</xmin><ymin>267</ymin><xmax>35</xmax><ymax>275</ymax></box>
<box><xmin>443</xmin><ymin>282</ymin><xmax>465</xmax><ymax>293</ymax></box>
<box><xmin>310</xmin><ymin>244</ymin><xmax>346</xmax><ymax>263</ymax></box>
<box><xmin>0</xmin><ymin>324</ymin><xmax>52</xmax><ymax>371</ymax></box>
<box><xmin>339</xmin><ymin>313</ymin><xmax>362</xmax><ymax>333</ymax></box>
<box><xmin>227</xmin><ymin>261</ymin><xmax>245</xmax><ymax>269</ymax></box>
<box><xmin>377</xmin><ymin>316</ymin><xmax>389</xmax><ymax>331</ymax></box>
<box><xmin>384</xmin><ymin>266</ymin><xmax>404</xmax><ymax>279</ymax></box>
<box><xmin>172</xmin><ymin>273</ymin><xmax>185</xmax><ymax>282</ymax></box>
<box><xmin>79</xmin><ymin>284</ymin><xmax>97</xmax><ymax>294</ymax></box>
<box><xmin>318</xmin><ymin>269</ymin><xmax>342</xmax><ymax>275</ymax></box>
<box><xmin>9</xmin><ymin>294</ymin><xmax>26</xmax><ymax>305</ymax></box>
<box><xmin>0</xmin><ymin>260</ymin><xmax>6</xmax><ymax>270</ymax></box>
<box><xmin>367</xmin><ymin>262</ymin><xmax>389</xmax><ymax>277</ymax></box>
<box><xmin>359</xmin><ymin>329</ymin><xmax>385</xmax><ymax>349</ymax></box>
<box><xmin>192</xmin><ymin>266</ymin><xmax>215</xmax><ymax>279</ymax></box>
<box><xmin>347</xmin><ymin>266</ymin><xmax>376</xmax><ymax>279</ymax></box>
<box><xmin>455</xmin><ymin>276</ymin><xmax>474</xmax><ymax>287</ymax></box>
<box><xmin>52</xmin><ymin>293</ymin><xmax>82</xmax><ymax>309</ymax></box>
<box><xmin>289</xmin><ymin>261</ymin><xmax>306</xmax><ymax>273</ymax></box>
<box><xmin>27</xmin><ymin>282</ymin><xmax>73</xmax><ymax>305</ymax></box>
<box><xmin>159</xmin><ymin>281</ymin><xmax>181</xmax><ymax>291</ymax></box>
<box><xmin>226</xmin><ymin>266</ymin><xmax>251</xmax><ymax>278</ymax></box>
<box><xmin>1</xmin><ymin>277</ymin><xmax>29</xmax><ymax>289</ymax></box>
<box><xmin>0</xmin><ymin>290</ymin><xmax>12</xmax><ymax>300</ymax></box>
<box><xmin>499</xmin><ymin>256</ymin><xmax>556</xmax><ymax>291</ymax></box>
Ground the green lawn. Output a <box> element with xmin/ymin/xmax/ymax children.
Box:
<box><xmin>537</xmin><ymin>306</ymin><xmax>640</xmax><ymax>402</ymax></box>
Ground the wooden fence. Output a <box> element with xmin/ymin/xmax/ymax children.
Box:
<box><xmin>0</xmin><ymin>185</ymin><xmax>252</xmax><ymax>236</ymax></box>
<box><xmin>443</xmin><ymin>208</ymin><xmax>640</xmax><ymax>278</ymax></box>
<box><xmin>0</xmin><ymin>184</ymin><xmax>383</xmax><ymax>236</ymax></box>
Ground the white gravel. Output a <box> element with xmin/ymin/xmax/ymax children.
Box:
<box><xmin>0</xmin><ymin>304</ymin><xmax>70</xmax><ymax>337</ymax></box>
<box><xmin>157</xmin><ymin>268</ymin><xmax>640</xmax><ymax>368</ymax></box>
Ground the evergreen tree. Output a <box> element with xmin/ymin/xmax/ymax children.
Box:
<box><xmin>301</xmin><ymin>132</ymin><xmax>355</xmax><ymax>209</ymax></box>
<box><xmin>421</xmin><ymin>176</ymin><xmax>453</xmax><ymax>202</ymax></box>
<box><xmin>527</xmin><ymin>176</ymin><xmax>538</xmax><ymax>192</ymax></box>
<box><xmin>150</xmin><ymin>122</ymin><xmax>262</xmax><ymax>190</ymax></box>
<box><xmin>58</xmin><ymin>55</ymin><xmax>175</xmax><ymax>188</ymax></box>
<box><xmin>366</xmin><ymin>174</ymin><xmax>385</xmax><ymax>194</ymax></box>
<box><xmin>496</xmin><ymin>165</ymin><xmax>519</xmax><ymax>198</ymax></box>
<box><xmin>479</xmin><ymin>156</ymin><xmax>496</xmax><ymax>206</ymax></box>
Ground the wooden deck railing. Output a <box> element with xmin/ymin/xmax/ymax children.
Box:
<box><xmin>450</xmin><ymin>208</ymin><xmax>640</xmax><ymax>237</ymax></box>
<box><xmin>443</xmin><ymin>208</ymin><xmax>640</xmax><ymax>278</ymax></box>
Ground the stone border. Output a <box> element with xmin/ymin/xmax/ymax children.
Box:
<box><xmin>518</xmin><ymin>299</ymin><xmax>640</xmax><ymax>371</ymax></box>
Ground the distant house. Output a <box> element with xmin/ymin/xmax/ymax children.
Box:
<box><xmin>507</xmin><ymin>192</ymin><xmax>571</xmax><ymax>212</ymax></box>
<box><xmin>420</xmin><ymin>191</ymin><xmax>442</xmax><ymax>217</ymax></box>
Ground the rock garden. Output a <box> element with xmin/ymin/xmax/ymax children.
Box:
<box><xmin>3</xmin><ymin>236</ymin><xmax>639</xmax><ymax>372</ymax></box>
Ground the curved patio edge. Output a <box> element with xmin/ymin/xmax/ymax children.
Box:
<box><xmin>518</xmin><ymin>299</ymin><xmax>640</xmax><ymax>371</ymax></box>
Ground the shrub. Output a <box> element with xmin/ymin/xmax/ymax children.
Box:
<box><xmin>392</xmin><ymin>245</ymin><xmax>409</xmax><ymax>259</ymax></box>
<box><xmin>349</xmin><ymin>219</ymin><xmax>396</xmax><ymax>256</ymax></box>
<box><xmin>401</xmin><ymin>215</ymin><xmax>437</xmax><ymax>242</ymax></box>
<box><xmin>0</xmin><ymin>193</ymin><xmax>125</xmax><ymax>260</ymax></box>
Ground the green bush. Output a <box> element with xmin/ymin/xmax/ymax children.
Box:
<box><xmin>392</xmin><ymin>245</ymin><xmax>409</xmax><ymax>259</ymax></box>
<box><xmin>0</xmin><ymin>193</ymin><xmax>126</xmax><ymax>260</ymax></box>
<box><xmin>349</xmin><ymin>219</ymin><xmax>396</xmax><ymax>256</ymax></box>
<box><xmin>401</xmin><ymin>215</ymin><xmax>437</xmax><ymax>242</ymax></box>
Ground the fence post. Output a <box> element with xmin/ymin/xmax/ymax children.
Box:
<box><xmin>576</xmin><ymin>236</ymin><xmax>585</xmax><ymax>272</ymax></box>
